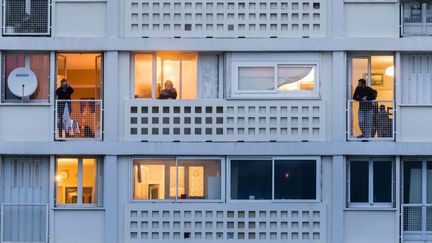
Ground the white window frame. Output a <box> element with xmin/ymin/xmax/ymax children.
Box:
<box><xmin>130</xmin><ymin>52</ymin><xmax>199</xmax><ymax>100</ymax></box>
<box><xmin>55</xmin><ymin>157</ymin><xmax>103</xmax><ymax>208</ymax></box>
<box><xmin>227</xmin><ymin>156</ymin><xmax>321</xmax><ymax>203</ymax></box>
<box><xmin>231</xmin><ymin>61</ymin><xmax>320</xmax><ymax>99</ymax></box>
<box><xmin>347</xmin><ymin>158</ymin><xmax>395</xmax><ymax>208</ymax></box>
<box><xmin>129</xmin><ymin>157</ymin><xmax>225</xmax><ymax>203</ymax></box>
<box><xmin>1</xmin><ymin>51</ymin><xmax>51</xmax><ymax>103</ymax></box>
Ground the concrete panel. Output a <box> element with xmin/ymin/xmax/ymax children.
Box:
<box><xmin>399</xmin><ymin>106</ymin><xmax>432</xmax><ymax>142</ymax></box>
<box><xmin>54</xmin><ymin>210</ymin><xmax>104</xmax><ymax>243</ymax></box>
<box><xmin>344</xmin><ymin>3</ymin><xmax>398</xmax><ymax>37</ymax></box>
<box><xmin>54</xmin><ymin>2</ymin><xmax>106</xmax><ymax>37</ymax></box>
<box><xmin>0</xmin><ymin>106</ymin><xmax>51</xmax><ymax>141</ymax></box>
<box><xmin>344</xmin><ymin>210</ymin><xmax>397</xmax><ymax>243</ymax></box>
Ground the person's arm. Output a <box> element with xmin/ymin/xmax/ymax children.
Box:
<box><xmin>353</xmin><ymin>87</ymin><xmax>360</xmax><ymax>101</ymax></box>
<box><xmin>173</xmin><ymin>89</ymin><xmax>177</xmax><ymax>99</ymax></box>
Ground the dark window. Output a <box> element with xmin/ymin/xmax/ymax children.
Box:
<box><xmin>230</xmin><ymin>160</ymin><xmax>272</xmax><ymax>200</ymax></box>
<box><xmin>350</xmin><ymin>161</ymin><xmax>369</xmax><ymax>203</ymax></box>
<box><xmin>274</xmin><ymin>160</ymin><xmax>316</xmax><ymax>200</ymax></box>
<box><xmin>373</xmin><ymin>161</ymin><xmax>392</xmax><ymax>203</ymax></box>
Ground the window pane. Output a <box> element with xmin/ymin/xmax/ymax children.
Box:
<box><xmin>230</xmin><ymin>160</ymin><xmax>272</xmax><ymax>200</ymax></box>
<box><xmin>133</xmin><ymin>159</ymin><xmax>176</xmax><ymax>200</ymax></box>
<box><xmin>403</xmin><ymin>161</ymin><xmax>423</xmax><ymax>204</ymax></box>
<box><xmin>428</xmin><ymin>162</ymin><xmax>432</xmax><ymax>204</ymax></box>
<box><xmin>178</xmin><ymin>159</ymin><xmax>221</xmax><ymax>200</ymax></box>
<box><xmin>238</xmin><ymin>67</ymin><xmax>274</xmax><ymax>91</ymax></box>
<box><xmin>277</xmin><ymin>66</ymin><xmax>315</xmax><ymax>91</ymax></box>
<box><xmin>157</xmin><ymin>55</ymin><xmax>180</xmax><ymax>99</ymax></box>
<box><xmin>274</xmin><ymin>160</ymin><xmax>316</xmax><ymax>200</ymax></box>
<box><xmin>373</xmin><ymin>161</ymin><xmax>392</xmax><ymax>203</ymax></box>
<box><xmin>181</xmin><ymin>54</ymin><xmax>197</xmax><ymax>99</ymax></box>
<box><xmin>134</xmin><ymin>54</ymin><xmax>153</xmax><ymax>98</ymax></box>
<box><xmin>56</xmin><ymin>158</ymin><xmax>79</xmax><ymax>205</ymax></box>
<box><xmin>3</xmin><ymin>53</ymin><xmax>49</xmax><ymax>101</ymax></box>
<box><xmin>350</xmin><ymin>161</ymin><xmax>369</xmax><ymax>203</ymax></box>
<box><xmin>82</xmin><ymin>158</ymin><xmax>97</xmax><ymax>204</ymax></box>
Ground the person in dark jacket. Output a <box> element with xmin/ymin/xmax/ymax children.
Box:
<box><xmin>353</xmin><ymin>79</ymin><xmax>376</xmax><ymax>138</ymax></box>
<box><xmin>56</xmin><ymin>79</ymin><xmax>74</xmax><ymax>137</ymax></box>
<box><xmin>159</xmin><ymin>80</ymin><xmax>177</xmax><ymax>99</ymax></box>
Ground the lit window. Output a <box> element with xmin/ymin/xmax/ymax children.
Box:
<box><xmin>56</xmin><ymin>157</ymin><xmax>103</xmax><ymax>206</ymax></box>
<box><xmin>234</xmin><ymin>63</ymin><xmax>318</xmax><ymax>98</ymax></box>
<box><xmin>230</xmin><ymin>158</ymin><xmax>319</xmax><ymax>201</ymax></box>
<box><xmin>134</xmin><ymin>53</ymin><xmax>197</xmax><ymax>99</ymax></box>
<box><xmin>347</xmin><ymin>159</ymin><xmax>394</xmax><ymax>207</ymax></box>
<box><xmin>2</xmin><ymin>52</ymin><xmax>50</xmax><ymax>102</ymax></box>
<box><xmin>133</xmin><ymin>158</ymin><xmax>222</xmax><ymax>201</ymax></box>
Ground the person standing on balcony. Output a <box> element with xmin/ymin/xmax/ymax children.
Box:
<box><xmin>56</xmin><ymin>79</ymin><xmax>74</xmax><ymax>137</ymax></box>
<box><xmin>158</xmin><ymin>80</ymin><xmax>177</xmax><ymax>99</ymax></box>
<box><xmin>353</xmin><ymin>79</ymin><xmax>376</xmax><ymax>138</ymax></box>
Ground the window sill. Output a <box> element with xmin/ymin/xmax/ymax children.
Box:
<box><xmin>0</xmin><ymin>102</ymin><xmax>51</xmax><ymax>107</ymax></box>
<box><xmin>344</xmin><ymin>207</ymin><xmax>396</xmax><ymax>211</ymax></box>
<box><xmin>227</xmin><ymin>95</ymin><xmax>322</xmax><ymax>100</ymax></box>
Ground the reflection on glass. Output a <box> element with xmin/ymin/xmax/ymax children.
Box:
<box><xmin>238</xmin><ymin>67</ymin><xmax>274</xmax><ymax>91</ymax></box>
<box><xmin>133</xmin><ymin>159</ymin><xmax>176</xmax><ymax>200</ymax></box>
<box><xmin>134</xmin><ymin>54</ymin><xmax>153</xmax><ymax>98</ymax></box>
<box><xmin>56</xmin><ymin>158</ymin><xmax>79</xmax><ymax>205</ymax></box>
<box><xmin>178</xmin><ymin>160</ymin><xmax>221</xmax><ymax>200</ymax></box>
<box><xmin>231</xmin><ymin>160</ymin><xmax>272</xmax><ymax>200</ymax></box>
<box><xmin>350</xmin><ymin>161</ymin><xmax>369</xmax><ymax>203</ymax></box>
<box><xmin>373</xmin><ymin>161</ymin><xmax>392</xmax><ymax>203</ymax></box>
<box><xmin>403</xmin><ymin>161</ymin><xmax>423</xmax><ymax>204</ymax></box>
<box><xmin>274</xmin><ymin>160</ymin><xmax>316</xmax><ymax>200</ymax></box>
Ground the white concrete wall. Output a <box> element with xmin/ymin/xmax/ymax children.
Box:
<box><xmin>344</xmin><ymin>210</ymin><xmax>398</xmax><ymax>243</ymax></box>
<box><xmin>399</xmin><ymin>106</ymin><xmax>432</xmax><ymax>142</ymax></box>
<box><xmin>54</xmin><ymin>210</ymin><xmax>105</xmax><ymax>243</ymax></box>
<box><xmin>0</xmin><ymin>106</ymin><xmax>52</xmax><ymax>141</ymax></box>
<box><xmin>53</xmin><ymin>2</ymin><xmax>107</xmax><ymax>37</ymax></box>
<box><xmin>344</xmin><ymin>3</ymin><xmax>399</xmax><ymax>38</ymax></box>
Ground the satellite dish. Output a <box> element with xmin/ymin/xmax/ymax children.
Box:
<box><xmin>7</xmin><ymin>67</ymin><xmax>38</xmax><ymax>97</ymax></box>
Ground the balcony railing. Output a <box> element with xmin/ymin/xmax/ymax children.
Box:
<box><xmin>124</xmin><ymin>203</ymin><xmax>326</xmax><ymax>242</ymax></box>
<box><xmin>347</xmin><ymin>100</ymin><xmax>394</xmax><ymax>141</ymax></box>
<box><xmin>402</xmin><ymin>2</ymin><xmax>432</xmax><ymax>36</ymax></box>
<box><xmin>55</xmin><ymin>100</ymin><xmax>103</xmax><ymax>141</ymax></box>
<box><xmin>402</xmin><ymin>204</ymin><xmax>432</xmax><ymax>241</ymax></box>
<box><xmin>125</xmin><ymin>0</ymin><xmax>326</xmax><ymax>38</ymax></box>
<box><xmin>1</xmin><ymin>203</ymin><xmax>48</xmax><ymax>243</ymax></box>
<box><xmin>2</xmin><ymin>0</ymin><xmax>51</xmax><ymax>36</ymax></box>
<box><xmin>124</xmin><ymin>99</ymin><xmax>326</xmax><ymax>142</ymax></box>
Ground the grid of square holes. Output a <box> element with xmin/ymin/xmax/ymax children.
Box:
<box><xmin>126</xmin><ymin>205</ymin><xmax>325</xmax><ymax>242</ymax></box>
<box><xmin>126</xmin><ymin>0</ymin><xmax>325</xmax><ymax>37</ymax></box>
<box><xmin>126</xmin><ymin>101</ymin><xmax>325</xmax><ymax>142</ymax></box>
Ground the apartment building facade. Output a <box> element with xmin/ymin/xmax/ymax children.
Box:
<box><xmin>0</xmin><ymin>0</ymin><xmax>431</xmax><ymax>243</ymax></box>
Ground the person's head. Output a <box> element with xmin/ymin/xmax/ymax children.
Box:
<box><xmin>358</xmin><ymin>79</ymin><xmax>366</xmax><ymax>88</ymax></box>
<box><xmin>379</xmin><ymin>104</ymin><xmax>386</xmax><ymax>112</ymax></box>
<box><xmin>164</xmin><ymin>80</ymin><xmax>173</xmax><ymax>89</ymax></box>
<box><xmin>60</xmin><ymin>79</ymin><xmax>68</xmax><ymax>88</ymax></box>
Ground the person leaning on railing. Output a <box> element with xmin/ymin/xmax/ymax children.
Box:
<box><xmin>56</xmin><ymin>79</ymin><xmax>74</xmax><ymax>138</ymax></box>
<box><xmin>353</xmin><ymin>79</ymin><xmax>377</xmax><ymax>138</ymax></box>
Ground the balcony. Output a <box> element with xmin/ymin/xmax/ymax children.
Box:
<box><xmin>402</xmin><ymin>2</ymin><xmax>432</xmax><ymax>36</ymax></box>
<box><xmin>55</xmin><ymin>100</ymin><xmax>103</xmax><ymax>141</ymax></box>
<box><xmin>124</xmin><ymin>203</ymin><xmax>326</xmax><ymax>242</ymax></box>
<box><xmin>2</xmin><ymin>0</ymin><xmax>51</xmax><ymax>36</ymax></box>
<box><xmin>125</xmin><ymin>0</ymin><xmax>326</xmax><ymax>38</ymax></box>
<box><xmin>402</xmin><ymin>204</ymin><xmax>432</xmax><ymax>241</ymax></box>
<box><xmin>124</xmin><ymin>99</ymin><xmax>326</xmax><ymax>142</ymax></box>
<box><xmin>347</xmin><ymin>100</ymin><xmax>394</xmax><ymax>141</ymax></box>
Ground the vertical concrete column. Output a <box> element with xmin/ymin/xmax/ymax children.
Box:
<box><xmin>104</xmin><ymin>51</ymin><xmax>119</xmax><ymax>141</ymax></box>
<box><xmin>104</xmin><ymin>155</ymin><xmax>118</xmax><ymax>243</ymax></box>
<box><xmin>332</xmin><ymin>155</ymin><xmax>345</xmax><ymax>243</ymax></box>
<box><xmin>106</xmin><ymin>0</ymin><xmax>119</xmax><ymax>37</ymax></box>
<box><xmin>332</xmin><ymin>51</ymin><xmax>347</xmax><ymax>142</ymax></box>
<box><xmin>332</xmin><ymin>0</ymin><xmax>344</xmax><ymax>37</ymax></box>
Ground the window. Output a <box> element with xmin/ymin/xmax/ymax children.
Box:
<box><xmin>233</xmin><ymin>63</ymin><xmax>318</xmax><ymax>98</ymax></box>
<box><xmin>132</xmin><ymin>158</ymin><xmax>222</xmax><ymax>201</ymax></box>
<box><xmin>56</xmin><ymin>157</ymin><xmax>103</xmax><ymax>206</ymax></box>
<box><xmin>347</xmin><ymin>159</ymin><xmax>394</xmax><ymax>207</ymax></box>
<box><xmin>2</xmin><ymin>52</ymin><xmax>50</xmax><ymax>102</ymax></box>
<box><xmin>133</xmin><ymin>53</ymin><xmax>197</xmax><ymax>99</ymax></box>
<box><xmin>230</xmin><ymin>158</ymin><xmax>319</xmax><ymax>201</ymax></box>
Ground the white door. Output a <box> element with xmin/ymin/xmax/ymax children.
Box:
<box><xmin>1</xmin><ymin>157</ymin><xmax>49</xmax><ymax>243</ymax></box>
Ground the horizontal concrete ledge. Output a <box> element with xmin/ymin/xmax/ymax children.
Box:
<box><xmin>1</xmin><ymin>37</ymin><xmax>432</xmax><ymax>51</ymax></box>
<box><xmin>1</xmin><ymin>141</ymin><xmax>432</xmax><ymax>156</ymax></box>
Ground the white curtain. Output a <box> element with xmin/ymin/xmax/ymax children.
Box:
<box><xmin>277</xmin><ymin>66</ymin><xmax>313</xmax><ymax>87</ymax></box>
<box><xmin>409</xmin><ymin>168</ymin><xmax>422</xmax><ymax>203</ymax></box>
<box><xmin>238</xmin><ymin>67</ymin><xmax>274</xmax><ymax>91</ymax></box>
<box><xmin>198</xmin><ymin>54</ymin><xmax>219</xmax><ymax>98</ymax></box>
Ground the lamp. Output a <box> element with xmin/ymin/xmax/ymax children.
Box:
<box><xmin>385</xmin><ymin>65</ymin><xmax>394</xmax><ymax>78</ymax></box>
